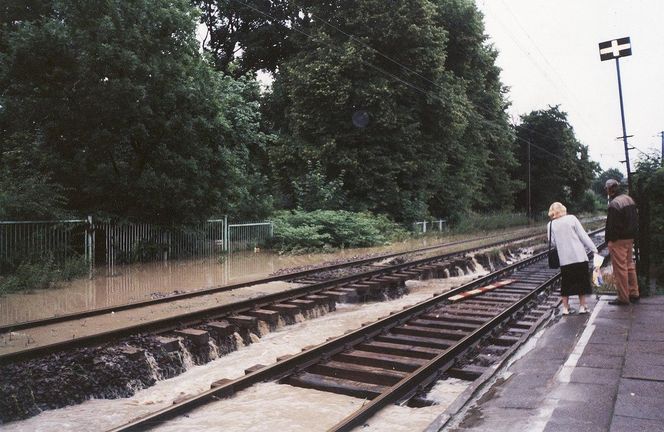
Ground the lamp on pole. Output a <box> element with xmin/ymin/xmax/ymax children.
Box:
<box><xmin>598</xmin><ymin>37</ymin><xmax>633</xmax><ymax>193</ymax></box>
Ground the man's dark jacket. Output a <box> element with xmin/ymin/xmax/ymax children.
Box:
<box><xmin>605</xmin><ymin>194</ymin><xmax>638</xmax><ymax>241</ymax></box>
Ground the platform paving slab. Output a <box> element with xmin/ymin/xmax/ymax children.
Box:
<box><xmin>436</xmin><ymin>295</ymin><xmax>664</xmax><ymax>432</ymax></box>
<box><xmin>567</xmin><ymin>366</ymin><xmax>621</xmax><ymax>385</ymax></box>
<box><xmin>610</xmin><ymin>415</ymin><xmax>664</xmax><ymax>432</ymax></box>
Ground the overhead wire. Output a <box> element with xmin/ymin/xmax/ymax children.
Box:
<box><xmin>489</xmin><ymin>1</ymin><xmax>642</xmax><ymax>169</ymax></box>
<box><xmin>630</xmin><ymin>144</ymin><xmax>655</xmax><ymax>158</ymax></box>
<box><xmin>226</xmin><ymin>0</ymin><xmax>580</xmax><ymax>164</ymax></box>
<box><xmin>304</xmin><ymin>3</ymin><xmax>572</xmax><ymax>154</ymax></box>
<box><xmin>229</xmin><ymin>0</ymin><xmax>436</xmax><ymax>96</ymax></box>
<box><xmin>496</xmin><ymin>0</ymin><xmax>598</xmax><ymax>134</ymax></box>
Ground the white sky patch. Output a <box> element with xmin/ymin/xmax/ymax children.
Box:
<box><xmin>476</xmin><ymin>0</ymin><xmax>664</xmax><ymax>172</ymax></box>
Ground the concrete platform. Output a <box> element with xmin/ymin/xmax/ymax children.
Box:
<box><xmin>438</xmin><ymin>295</ymin><xmax>664</xmax><ymax>432</ymax></box>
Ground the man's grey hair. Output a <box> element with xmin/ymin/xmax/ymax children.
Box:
<box><xmin>605</xmin><ymin>179</ymin><xmax>620</xmax><ymax>189</ymax></box>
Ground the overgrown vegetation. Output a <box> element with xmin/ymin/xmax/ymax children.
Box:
<box><xmin>0</xmin><ymin>0</ymin><xmax>271</xmax><ymax>223</ymax></box>
<box><xmin>1</xmin><ymin>0</ymin><xmax>607</xmax><ymax>225</ymax></box>
<box><xmin>1</xmin><ymin>1</ymin><xmax>616</xmax><ymax>293</ymax></box>
<box><xmin>269</xmin><ymin>210</ymin><xmax>408</xmax><ymax>254</ymax></box>
<box><xmin>513</xmin><ymin>106</ymin><xmax>600</xmax><ymax>214</ymax></box>
<box><xmin>446</xmin><ymin>212</ymin><xmax>529</xmax><ymax>234</ymax></box>
<box><xmin>632</xmin><ymin>154</ymin><xmax>664</xmax><ymax>291</ymax></box>
<box><xmin>0</xmin><ymin>255</ymin><xmax>87</xmax><ymax>296</ymax></box>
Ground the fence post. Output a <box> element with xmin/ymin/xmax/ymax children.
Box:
<box><xmin>224</xmin><ymin>215</ymin><xmax>229</xmax><ymax>252</ymax></box>
<box><xmin>86</xmin><ymin>215</ymin><xmax>94</xmax><ymax>279</ymax></box>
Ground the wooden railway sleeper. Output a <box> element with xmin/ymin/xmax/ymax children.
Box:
<box><xmin>105</xmin><ymin>239</ymin><xmax>599</xmax><ymax>432</ymax></box>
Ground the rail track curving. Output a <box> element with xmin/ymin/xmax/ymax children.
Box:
<box><xmin>0</xmin><ymin>230</ymin><xmax>548</xmax><ymax>366</ymax></box>
<box><xmin>1</xmin><ymin>230</ymin><xmax>542</xmax><ymax>336</ymax></box>
<box><xmin>107</xmin><ymin>230</ymin><xmax>605</xmax><ymax>432</ymax></box>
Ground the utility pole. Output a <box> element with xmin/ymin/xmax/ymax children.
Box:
<box><xmin>527</xmin><ymin>140</ymin><xmax>531</xmax><ymax>220</ymax></box>
<box><xmin>660</xmin><ymin>131</ymin><xmax>664</xmax><ymax>166</ymax></box>
<box><xmin>615</xmin><ymin>57</ymin><xmax>632</xmax><ymax>192</ymax></box>
<box><xmin>599</xmin><ymin>37</ymin><xmax>633</xmax><ymax>193</ymax></box>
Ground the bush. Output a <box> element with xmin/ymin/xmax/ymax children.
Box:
<box><xmin>447</xmin><ymin>212</ymin><xmax>529</xmax><ymax>234</ymax></box>
<box><xmin>0</xmin><ymin>255</ymin><xmax>88</xmax><ymax>296</ymax></box>
<box><xmin>269</xmin><ymin>210</ymin><xmax>408</xmax><ymax>253</ymax></box>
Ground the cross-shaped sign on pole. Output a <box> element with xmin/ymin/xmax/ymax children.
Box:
<box><xmin>598</xmin><ymin>36</ymin><xmax>633</xmax><ymax>194</ymax></box>
<box><xmin>599</xmin><ymin>37</ymin><xmax>632</xmax><ymax>61</ymax></box>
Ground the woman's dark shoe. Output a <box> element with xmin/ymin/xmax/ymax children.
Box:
<box><xmin>629</xmin><ymin>296</ymin><xmax>640</xmax><ymax>303</ymax></box>
<box><xmin>608</xmin><ymin>299</ymin><xmax>630</xmax><ymax>306</ymax></box>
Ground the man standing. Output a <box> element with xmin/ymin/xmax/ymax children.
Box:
<box><xmin>605</xmin><ymin>179</ymin><xmax>639</xmax><ymax>305</ymax></box>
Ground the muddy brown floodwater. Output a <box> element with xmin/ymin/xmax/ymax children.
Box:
<box><xmin>0</xmin><ymin>227</ymin><xmax>539</xmax><ymax>326</ymax></box>
<box><xmin>1</xmin><ymin>271</ymin><xmax>485</xmax><ymax>432</ymax></box>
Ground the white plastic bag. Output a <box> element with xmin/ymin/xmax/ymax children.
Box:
<box><xmin>592</xmin><ymin>253</ymin><xmax>604</xmax><ymax>287</ymax></box>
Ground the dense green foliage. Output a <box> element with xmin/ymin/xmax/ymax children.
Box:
<box><xmin>292</xmin><ymin>160</ymin><xmax>346</xmax><ymax>211</ymax></box>
<box><xmin>2</xmin><ymin>0</ymin><xmax>600</xmax><ymax>227</ymax></box>
<box><xmin>269</xmin><ymin>210</ymin><xmax>408</xmax><ymax>253</ymax></box>
<box><xmin>447</xmin><ymin>212</ymin><xmax>529</xmax><ymax>233</ymax></box>
<box><xmin>193</xmin><ymin>0</ymin><xmax>303</xmax><ymax>75</ymax></box>
<box><xmin>0</xmin><ymin>255</ymin><xmax>87</xmax><ymax>295</ymax></box>
<box><xmin>255</xmin><ymin>0</ymin><xmax>519</xmax><ymax>222</ymax></box>
<box><xmin>632</xmin><ymin>155</ymin><xmax>664</xmax><ymax>288</ymax></box>
<box><xmin>592</xmin><ymin>168</ymin><xmax>624</xmax><ymax>197</ymax></box>
<box><xmin>432</xmin><ymin>0</ymin><xmax>521</xmax><ymax>213</ymax></box>
<box><xmin>514</xmin><ymin>106</ymin><xmax>600</xmax><ymax>215</ymax></box>
<box><xmin>0</xmin><ymin>0</ymin><xmax>271</xmax><ymax>222</ymax></box>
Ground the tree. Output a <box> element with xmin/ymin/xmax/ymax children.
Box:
<box><xmin>193</xmin><ymin>0</ymin><xmax>521</xmax><ymax>221</ymax></box>
<box><xmin>292</xmin><ymin>160</ymin><xmax>346</xmax><ymax>211</ymax></box>
<box><xmin>431</xmin><ymin>0</ymin><xmax>521</xmax><ymax>214</ymax></box>
<box><xmin>1</xmin><ymin>0</ymin><xmax>271</xmax><ymax>222</ymax></box>
<box><xmin>592</xmin><ymin>168</ymin><xmax>624</xmax><ymax>197</ymax></box>
<box><xmin>0</xmin><ymin>136</ymin><xmax>66</xmax><ymax>220</ymax></box>
<box><xmin>263</xmin><ymin>0</ymin><xmax>508</xmax><ymax>222</ymax></box>
<box><xmin>192</xmin><ymin>0</ymin><xmax>307</xmax><ymax>76</ymax></box>
<box><xmin>514</xmin><ymin>106</ymin><xmax>599</xmax><ymax>214</ymax></box>
<box><xmin>632</xmin><ymin>153</ymin><xmax>664</xmax><ymax>287</ymax></box>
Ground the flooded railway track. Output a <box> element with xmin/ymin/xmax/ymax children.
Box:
<box><xmin>0</xmin><ymin>230</ymin><xmax>540</xmax><ymax>337</ymax></box>
<box><xmin>108</xmin><ymin>231</ymin><xmax>605</xmax><ymax>432</ymax></box>
<box><xmin>0</xmin><ymin>231</ymin><xmax>545</xmax><ymax>366</ymax></box>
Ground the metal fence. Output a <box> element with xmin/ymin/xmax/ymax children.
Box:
<box><xmin>97</xmin><ymin>219</ymin><xmax>228</xmax><ymax>267</ymax></box>
<box><xmin>0</xmin><ymin>217</ymin><xmax>274</xmax><ymax>272</ymax></box>
<box><xmin>413</xmin><ymin>219</ymin><xmax>448</xmax><ymax>234</ymax></box>
<box><xmin>228</xmin><ymin>222</ymin><xmax>273</xmax><ymax>252</ymax></box>
<box><xmin>0</xmin><ymin>219</ymin><xmax>92</xmax><ymax>272</ymax></box>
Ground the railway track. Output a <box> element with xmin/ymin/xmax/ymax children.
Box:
<box><xmin>0</xmin><ymin>230</ymin><xmax>545</xmax><ymax>366</ymax></box>
<box><xmin>0</xmin><ymin>229</ymin><xmax>541</xmax><ymax>336</ymax></box>
<box><xmin>107</xmin><ymin>231</ymin><xmax>605</xmax><ymax>432</ymax></box>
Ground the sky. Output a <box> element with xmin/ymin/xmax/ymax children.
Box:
<box><xmin>475</xmin><ymin>0</ymin><xmax>664</xmax><ymax>172</ymax></box>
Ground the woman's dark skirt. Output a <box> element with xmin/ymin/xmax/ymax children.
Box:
<box><xmin>560</xmin><ymin>261</ymin><xmax>592</xmax><ymax>297</ymax></box>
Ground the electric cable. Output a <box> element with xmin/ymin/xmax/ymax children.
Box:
<box><xmin>225</xmin><ymin>0</ymin><xmax>589</xmax><ymax>164</ymax></box>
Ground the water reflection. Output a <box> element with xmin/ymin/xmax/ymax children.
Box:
<box><xmin>0</xmin><ymin>239</ymin><xmax>426</xmax><ymax>325</ymax></box>
<box><xmin>0</xmin><ymin>229</ymin><xmax>537</xmax><ymax>326</ymax></box>
<box><xmin>2</xmin><ymin>270</ymin><xmax>483</xmax><ymax>432</ymax></box>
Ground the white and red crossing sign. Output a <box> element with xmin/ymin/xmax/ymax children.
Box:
<box><xmin>599</xmin><ymin>37</ymin><xmax>632</xmax><ymax>61</ymax></box>
<box><xmin>448</xmin><ymin>279</ymin><xmax>516</xmax><ymax>302</ymax></box>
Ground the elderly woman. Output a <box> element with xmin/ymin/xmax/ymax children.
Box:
<box><xmin>548</xmin><ymin>202</ymin><xmax>598</xmax><ymax>315</ymax></box>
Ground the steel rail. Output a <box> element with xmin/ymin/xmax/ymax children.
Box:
<box><xmin>330</xmin><ymin>235</ymin><xmax>606</xmax><ymax>432</ymax></box>
<box><xmin>329</xmin><ymin>272</ymin><xmax>558</xmax><ymax>431</ymax></box>
<box><xmin>110</xmin><ymin>230</ymin><xmax>605</xmax><ymax>432</ymax></box>
<box><xmin>0</xmin><ymin>229</ymin><xmax>540</xmax><ymax>334</ymax></box>
<box><xmin>0</xmin><ymin>232</ymin><xmax>548</xmax><ymax>366</ymax></box>
<box><xmin>107</xmin><ymin>248</ymin><xmax>558</xmax><ymax>432</ymax></box>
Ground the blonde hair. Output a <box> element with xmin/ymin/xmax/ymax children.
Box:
<box><xmin>548</xmin><ymin>202</ymin><xmax>567</xmax><ymax>219</ymax></box>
